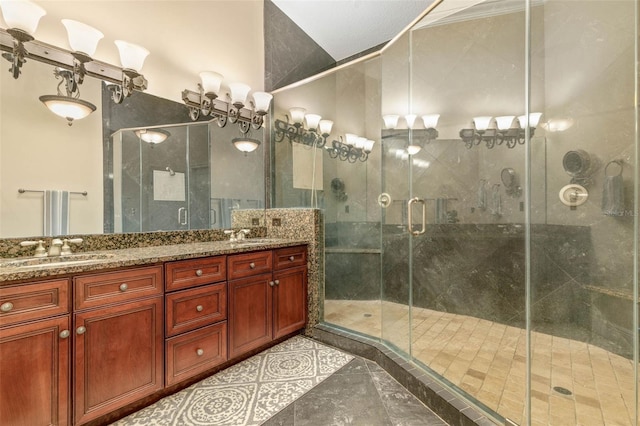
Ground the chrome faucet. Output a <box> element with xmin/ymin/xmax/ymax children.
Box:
<box><xmin>48</xmin><ymin>239</ymin><xmax>63</xmax><ymax>257</ymax></box>
<box><xmin>224</xmin><ymin>230</ymin><xmax>237</xmax><ymax>242</ymax></box>
<box><xmin>237</xmin><ymin>229</ymin><xmax>250</xmax><ymax>240</ymax></box>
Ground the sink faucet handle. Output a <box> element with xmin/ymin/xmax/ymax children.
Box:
<box><xmin>20</xmin><ymin>240</ymin><xmax>47</xmax><ymax>257</ymax></box>
<box><xmin>61</xmin><ymin>238</ymin><xmax>83</xmax><ymax>255</ymax></box>
<box><xmin>223</xmin><ymin>229</ymin><xmax>237</xmax><ymax>242</ymax></box>
<box><xmin>237</xmin><ymin>229</ymin><xmax>251</xmax><ymax>240</ymax></box>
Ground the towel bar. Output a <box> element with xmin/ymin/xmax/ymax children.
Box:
<box><xmin>18</xmin><ymin>189</ymin><xmax>88</xmax><ymax>196</ymax></box>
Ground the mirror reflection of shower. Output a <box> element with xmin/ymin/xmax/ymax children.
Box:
<box><xmin>165</xmin><ymin>167</ymin><xmax>175</xmax><ymax>176</ymax></box>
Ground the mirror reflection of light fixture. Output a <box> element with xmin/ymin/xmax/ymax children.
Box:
<box><xmin>0</xmin><ymin>2</ymin><xmax>150</xmax><ymax>102</ymax></box>
<box><xmin>135</xmin><ymin>128</ymin><xmax>170</xmax><ymax>144</ymax></box>
<box><xmin>326</xmin><ymin>133</ymin><xmax>375</xmax><ymax>163</ymax></box>
<box><xmin>542</xmin><ymin>117</ymin><xmax>574</xmax><ymax>132</ymax></box>
<box><xmin>459</xmin><ymin>113</ymin><xmax>542</xmax><ymax>149</ymax></box>
<box><xmin>273</xmin><ymin>107</ymin><xmax>333</xmax><ymax>148</ymax></box>
<box><xmin>232</xmin><ymin>137</ymin><xmax>261</xmax><ymax>155</ymax></box>
<box><xmin>182</xmin><ymin>73</ymin><xmax>272</xmax><ymax>134</ymax></box>
<box><xmin>383</xmin><ymin>114</ymin><xmax>399</xmax><ymax>129</ymax></box>
<box><xmin>39</xmin><ymin>68</ymin><xmax>96</xmax><ymax>126</ymax></box>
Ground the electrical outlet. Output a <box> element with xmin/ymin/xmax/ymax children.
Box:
<box><xmin>252</xmin><ymin>218</ymin><xmax>260</xmax><ymax>226</ymax></box>
<box><xmin>272</xmin><ymin>218</ymin><xmax>281</xmax><ymax>226</ymax></box>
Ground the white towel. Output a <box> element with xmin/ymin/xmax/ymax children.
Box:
<box><xmin>44</xmin><ymin>190</ymin><xmax>70</xmax><ymax>236</ymax></box>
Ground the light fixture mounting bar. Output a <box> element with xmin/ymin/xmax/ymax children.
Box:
<box><xmin>181</xmin><ymin>87</ymin><xmax>254</xmax><ymax>123</ymax></box>
<box><xmin>0</xmin><ymin>28</ymin><xmax>147</xmax><ymax>91</ymax></box>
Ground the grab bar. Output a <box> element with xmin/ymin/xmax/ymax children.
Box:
<box><xmin>407</xmin><ymin>197</ymin><xmax>426</xmax><ymax>235</ymax></box>
<box><xmin>18</xmin><ymin>188</ymin><xmax>87</xmax><ymax>196</ymax></box>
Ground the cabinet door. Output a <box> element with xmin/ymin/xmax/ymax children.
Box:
<box><xmin>0</xmin><ymin>315</ymin><xmax>71</xmax><ymax>426</ymax></box>
<box><xmin>228</xmin><ymin>273</ymin><xmax>273</xmax><ymax>359</ymax></box>
<box><xmin>74</xmin><ymin>297</ymin><xmax>163</xmax><ymax>425</ymax></box>
<box><xmin>273</xmin><ymin>266</ymin><xmax>307</xmax><ymax>339</ymax></box>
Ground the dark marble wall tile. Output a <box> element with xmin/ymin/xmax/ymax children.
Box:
<box><xmin>264</xmin><ymin>0</ymin><xmax>336</xmax><ymax>91</ymax></box>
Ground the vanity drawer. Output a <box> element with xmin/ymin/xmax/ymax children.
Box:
<box><xmin>274</xmin><ymin>246</ymin><xmax>307</xmax><ymax>270</ymax></box>
<box><xmin>165</xmin><ymin>321</ymin><xmax>227</xmax><ymax>386</ymax></box>
<box><xmin>74</xmin><ymin>266</ymin><xmax>163</xmax><ymax>310</ymax></box>
<box><xmin>227</xmin><ymin>250</ymin><xmax>272</xmax><ymax>280</ymax></box>
<box><xmin>166</xmin><ymin>283</ymin><xmax>227</xmax><ymax>337</ymax></box>
<box><xmin>0</xmin><ymin>279</ymin><xmax>70</xmax><ymax>327</ymax></box>
<box><xmin>165</xmin><ymin>256</ymin><xmax>226</xmax><ymax>292</ymax></box>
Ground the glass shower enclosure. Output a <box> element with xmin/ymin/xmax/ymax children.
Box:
<box><xmin>272</xmin><ymin>0</ymin><xmax>639</xmax><ymax>425</ymax></box>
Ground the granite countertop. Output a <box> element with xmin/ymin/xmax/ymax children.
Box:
<box><xmin>0</xmin><ymin>238</ymin><xmax>308</xmax><ymax>284</ymax></box>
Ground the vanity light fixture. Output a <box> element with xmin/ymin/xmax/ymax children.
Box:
<box><xmin>232</xmin><ymin>137</ymin><xmax>261</xmax><ymax>155</ymax></box>
<box><xmin>135</xmin><ymin>128</ymin><xmax>170</xmax><ymax>144</ymax></box>
<box><xmin>39</xmin><ymin>68</ymin><xmax>96</xmax><ymax>126</ymax></box>
<box><xmin>459</xmin><ymin>113</ymin><xmax>542</xmax><ymax>149</ymax></box>
<box><xmin>273</xmin><ymin>107</ymin><xmax>334</xmax><ymax>148</ymax></box>
<box><xmin>182</xmin><ymin>72</ymin><xmax>272</xmax><ymax>134</ymax></box>
<box><xmin>0</xmin><ymin>2</ymin><xmax>150</xmax><ymax>104</ymax></box>
<box><xmin>383</xmin><ymin>114</ymin><xmax>400</xmax><ymax>129</ymax></box>
<box><xmin>326</xmin><ymin>132</ymin><xmax>375</xmax><ymax>163</ymax></box>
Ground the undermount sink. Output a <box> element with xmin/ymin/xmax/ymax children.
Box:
<box><xmin>0</xmin><ymin>253</ymin><xmax>116</xmax><ymax>269</ymax></box>
<box><xmin>231</xmin><ymin>238</ymin><xmax>279</xmax><ymax>246</ymax></box>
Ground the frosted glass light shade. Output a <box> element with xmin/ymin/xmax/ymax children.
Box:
<box><xmin>289</xmin><ymin>107</ymin><xmax>306</xmax><ymax>124</ymax></box>
<box><xmin>473</xmin><ymin>116</ymin><xmax>493</xmax><ymax>131</ymax></box>
<box><xmin>62</xmin><ymin>19</ymin><xmax>103</xmax><ymax>57</ymax></box>
<box><xmin>0</xmin><ymin>0</ymin><xmax>45</xmax><ymax>34</ymax></box>
<box><xmin>421</xmin><ymin>114</ymin><xmax>440</xmax><ymax>129</ymax></box>
<box><xmin>228</xmin><ymin>82</ymin><xmax>251</xmax><ymax>107</ymax></box>
<box><xmin>305</xmin><ymin>114</ymin><xmax>322</xmax><ymax>130</ymax></box>
<box><xmin>518</xmin><ymin>112</ymin><xmax>543</xmax><ymax>128</ymax></box>
<box><xmin>355</xmin><ymin>137</ymin><xmax>367</xmax><ymax>149</ymax></box>
<box><xmin>318</xmin><ymin>119</ymin><xmax>333</xmax><ymax>135</ymax></box>
<box><xmin>405</xmin><ymin>114</ymin><xmax>418</xmax><ymax>129</ymax></box>
<box><xmin>495</xmin><ymin>116</ymin><xmax>516</xmax><ymax>130</ymax></box>
<box><xmin>252</xmin><ymin>91</ymin><xmax>273</xmax><ymax>113</ymax></box>
<box><xmin>383</xmin><ymin>114</ymin><xmax>399</xmax><ymax>129</ymax></box>
<box><xmin>135</xmin><ymin>129</ymin><xmax>170</xmax><ymax>144</ymax></box>
<box><xmin>114</xmin><ymin>40</ymin><xmax>149</xmax><ymax>73</ymax></box>
<box><xmin>407</xmin><ymin>144</ymin><xmax>421</xmax><ymax>155</ymax></box>
<box><xmin>344</xmin><ymin>133</ymin><xmax>358</xmax><ymax>146</ymax></box>
<box><xmin>39</xmin><ymin>95</ymin><xmax>96</xmax><ymax>122</ymax></box>
<box><xmin>232</xmin><ymin>137</ymin><xmax>261</xmax><ymax>153</ymax></box>
<box><xmin>199</xmin><ymin>71</ymin><xmax>223</xmax><ymax>96</ymax></box>
<box><xmin>363</xmin><ymin>139</ymin><xmax>375</xmax><ymax>152</ymax></box>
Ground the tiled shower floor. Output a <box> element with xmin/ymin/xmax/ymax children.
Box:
<box><xmin>324</xmin><ymin>300</ymin><xmax>637</xmax><ymax>426</ymax></box>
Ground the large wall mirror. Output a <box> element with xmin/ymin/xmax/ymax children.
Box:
<box><xmin>0</xmin><ymin>57</ymin><xmax>266</xmax><ymax>239</ymax></box>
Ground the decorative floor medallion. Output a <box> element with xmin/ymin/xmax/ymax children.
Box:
<box><xmin>112</xmin><ymin>336</ymin><xmax>353</xmax><ymax>426</ymax></box>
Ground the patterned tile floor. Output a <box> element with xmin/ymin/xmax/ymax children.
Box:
<box><xmin>112</xmin><ymin>335</ymin><xmax>447</xmax><ymax>426</ymax></box>
<box><xmin>324</xmin><ymin>299</ymin><xmax>638</xmax><ymax>426</ymax></box>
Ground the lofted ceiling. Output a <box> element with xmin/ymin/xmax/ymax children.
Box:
<box><xmin>271</xmin><ymin>0</ymin><xmax>435</xmax><ymax>61</ymax></box>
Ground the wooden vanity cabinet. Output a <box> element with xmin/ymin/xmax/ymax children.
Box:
<box><xmin>73</xmin><ymin>266</ymin><xmax>164</xmax><ymax>426</ymax></box>
<box><xmin>228</xmin><ymin>246</ymin><xmax>307</xmax><ymax>359</ymax></box>
<box><xmin>164</xmin><ymin>256</ymin><xmax>228</xmax><ymax>386</ymax></box>
<box><xmin>0</xmin><ymin>279</ymin><xmax>71</xmax><ymax>426</ymax></box>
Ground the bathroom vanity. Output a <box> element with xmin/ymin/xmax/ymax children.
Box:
<box><xmin>0</xmin><ymin>238</ymin><xmax>308</xmax><ymax>426</ymax></box>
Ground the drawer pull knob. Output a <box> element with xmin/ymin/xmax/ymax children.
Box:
<box><xmin>289</xmin><ymin>256</ymin><xmax>295</xmax><ymax>262</ymax></box>
<box><xmin>249</xmin><ymin>262</ymin><xmax>255</xmax><ymax>269</ymax></box>
<box><xmin>274</xmin><ymin>280</ymin><xmax>280</xmax><ymax>285</ymax></box>
<box><xmin>0</xmin><ymin>302</ymin><xmax>13</xmax><ymax>313</ymax></box>
<box><xmin>196</xmin><ymin>305</ymin><xmax>204</xmax><ymax>312</ymax></box>
<box><xmin>76</xmin><ymin>326</ymin><xmax>87</xmax><ymax>335</ymax></box>
<box><xmin>195</xmin><ymin>269</ymin><xmax>203</xmax><ymax>277</ymax></box>
<box><xmin>119</xmin><ymin>283</ymin><xmax>128</xmax><ymax>292</ymax></box>
<box><xmin>269</xmin><ymin>281</ymin><xmax>274</xmax><ymax>287</ymax></box>
<box><xmin>196</xmin><ymin>348</ymin><xmax>204</xmax><ymax>356</ymax></box>
<box><xmin>59</xmin><ymin>330</ymin><xmax>70</xmax><ymax>339</ymax></box>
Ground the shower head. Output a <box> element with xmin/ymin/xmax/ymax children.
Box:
<box><xmin>166</xmin><ymin>167</ymin><xmax>175</xmax><ymax>176</ymax></box>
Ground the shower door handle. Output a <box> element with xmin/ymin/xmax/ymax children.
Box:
<box><xmin>407</xmin><ymin>197</ymin><xmax>426</xmax><ymax>236</ymax></box>
<box><xmin>178</xmin><ymin>207</ymin><xmax>188</xmax><ymax>226</ymax></box>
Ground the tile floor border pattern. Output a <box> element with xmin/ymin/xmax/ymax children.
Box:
<box><xmin>323</xmin><ymin>299</ymin><xmax>638</xmax><ymax>426</ymax></box>
<box><xmin>111</xmin><ymin>336</ymin><xmax>353</xmax><ymax>426</ymax></box>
